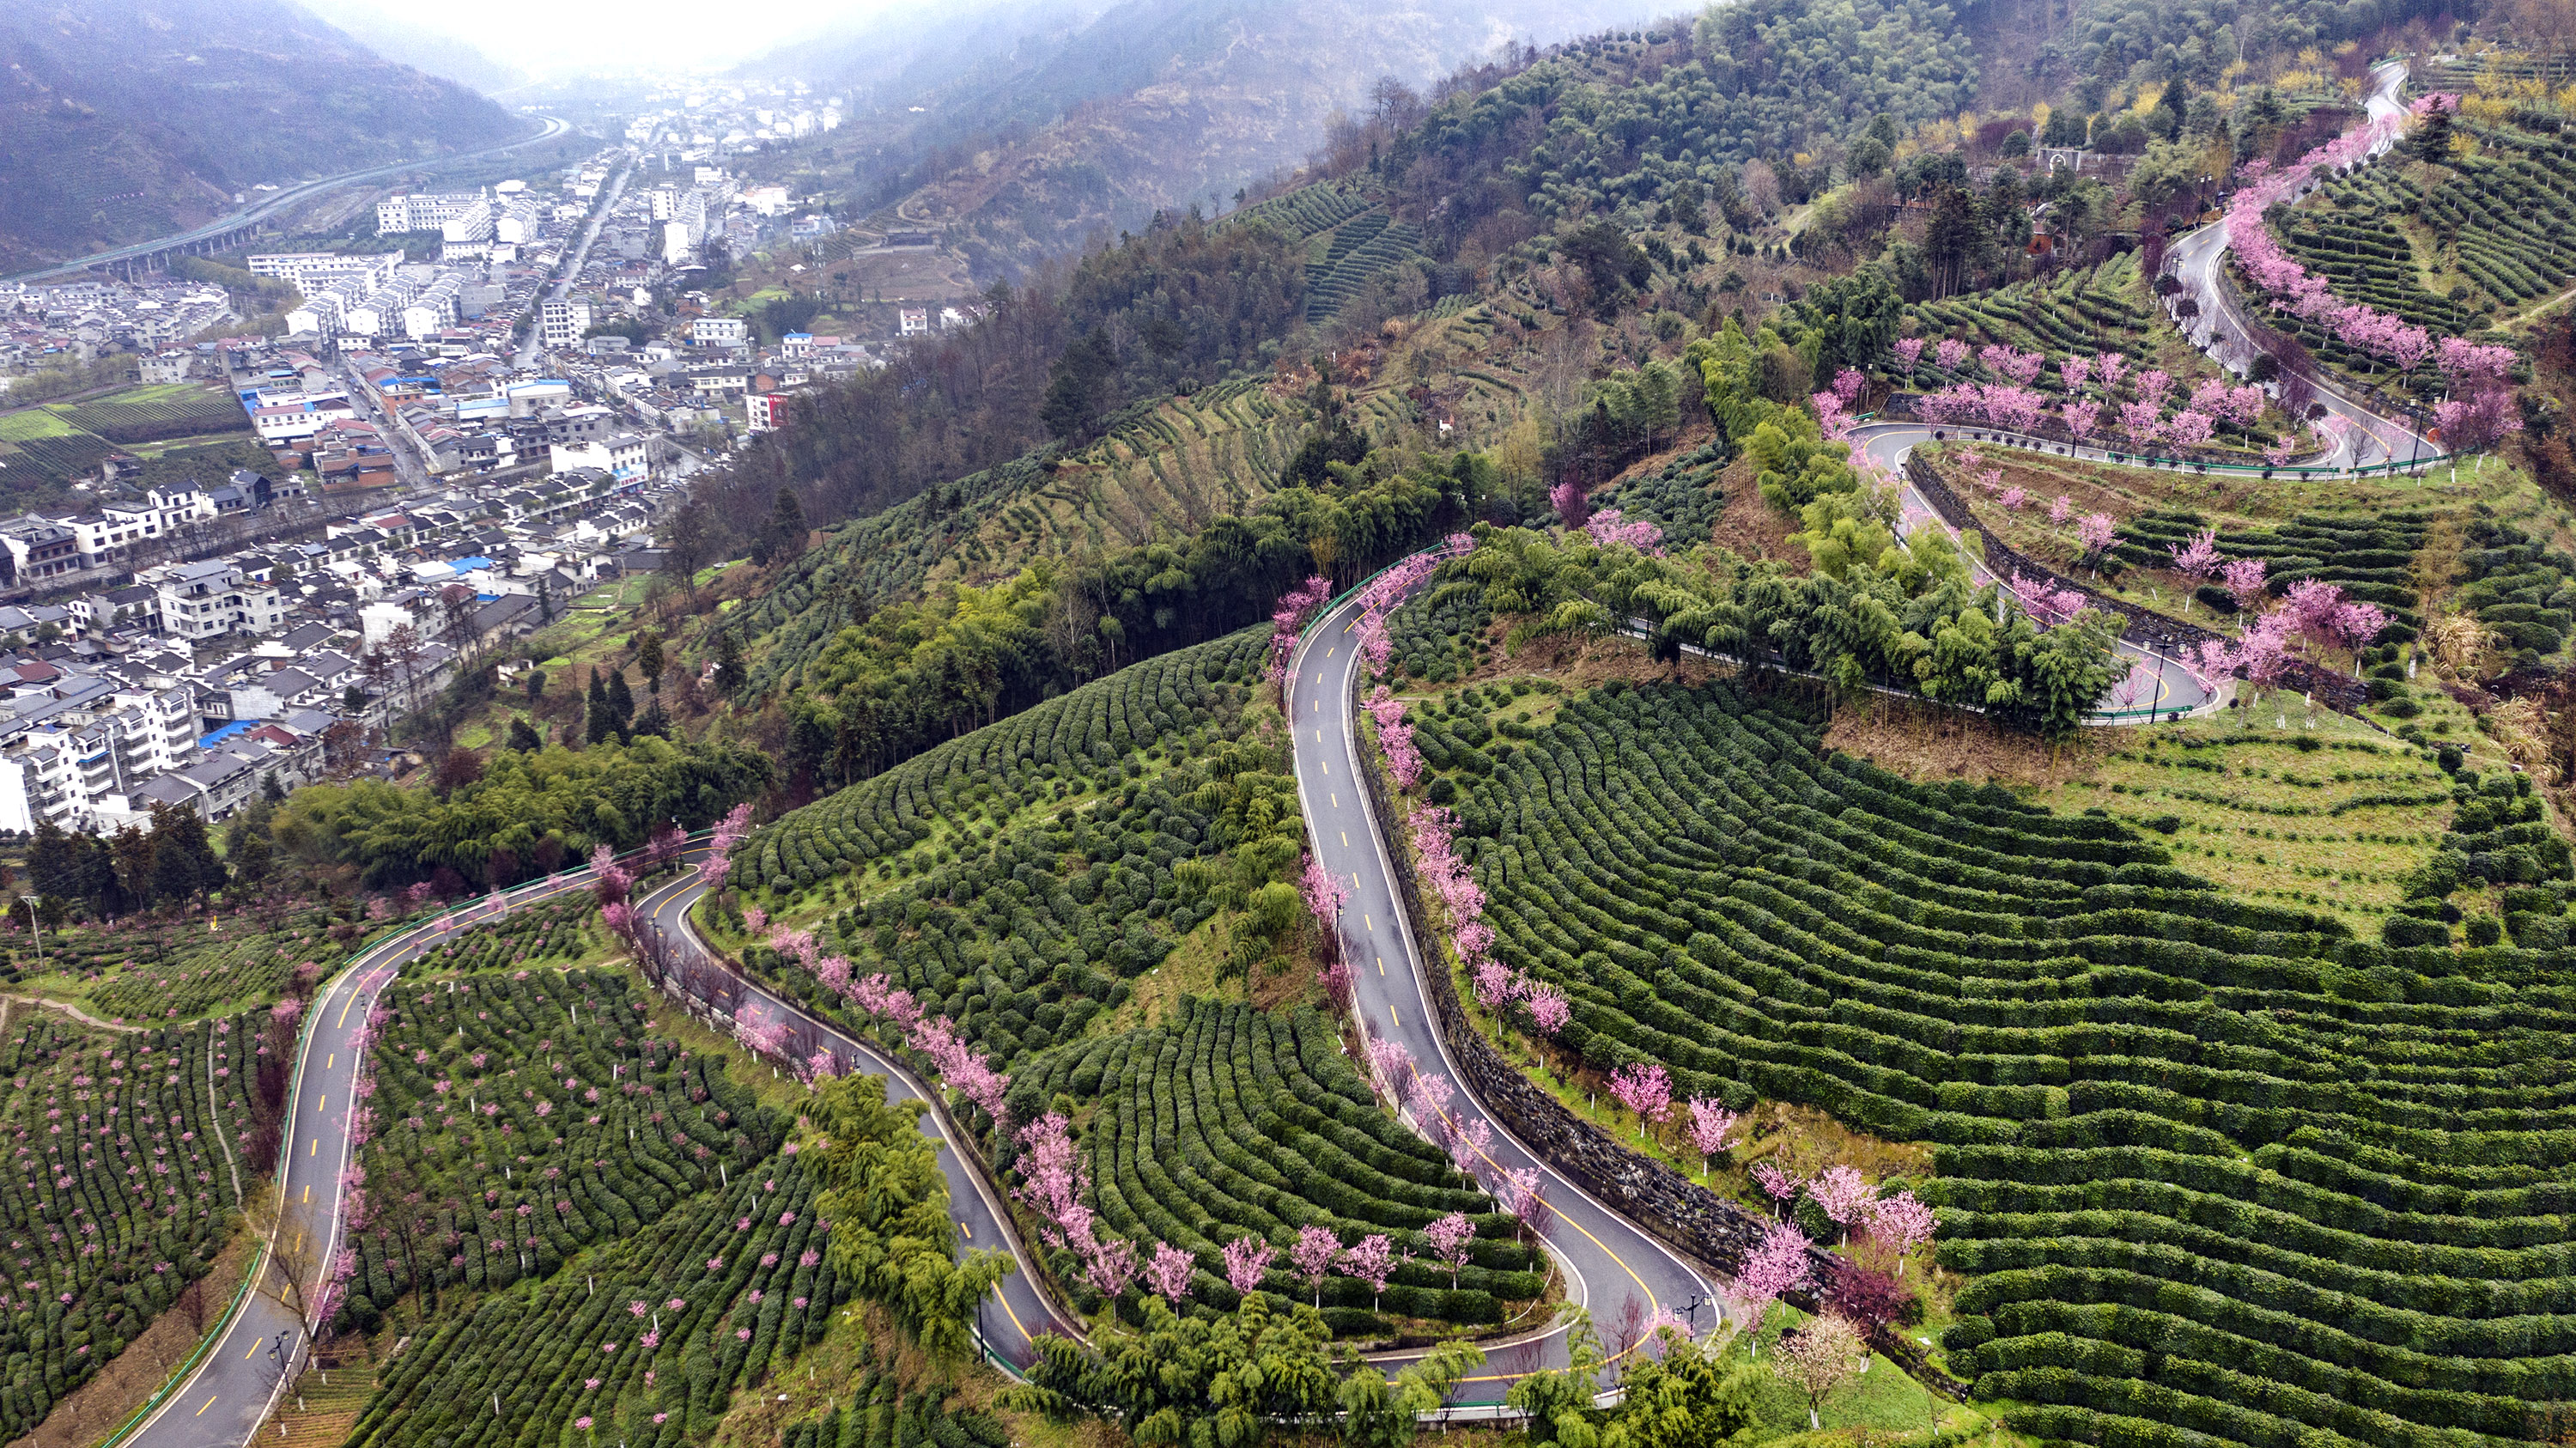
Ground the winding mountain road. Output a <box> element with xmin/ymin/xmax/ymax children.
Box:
<box><xmin>1846</xmin><ymin>420</ymin><xmax>2221</xmax><ymax>718</ymax></box>
<box><xmin>2170</xmin><ymin>60</ymin><xmax>2429</xmax><ymax>469</ymax></box>
<box><xmin>122</xmin><ymin>865</ymin><xmax>619</xmax><ymax>1448</ymax></box>
<box><xmin>1286</xmin><ymin>594</ymin><xmax>1719</xmax><ymax>1397</ymax></box>
<box><xmin>629</xmin><ymin>862</ymin><xmax>1080</xmax><ymax>1373</ymax></box>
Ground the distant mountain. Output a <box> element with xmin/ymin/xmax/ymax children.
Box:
<box><xmin>322</xmin><ymin>6</ymin><xmax>531</xmax><ymax>98</ymax></box>
<box><xmin>0</xmin><ymin>0</ymin><xmax>524</xmax><ymax>271</ymax></box>
<box><xmin>738</xmin><ymin>0</ymin><xmax>1655</xmax><ymax>278</ymax></box>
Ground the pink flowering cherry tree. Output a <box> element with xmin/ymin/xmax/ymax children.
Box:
<box><xmin>1339</xmin><ymin>1234</ymin><xmax>1402</xmax><ymax>1311</ymax></box>
<box><xmin>1752</xmin><ymin>1161</ymin><xmax>1806</xmax><ymax>1218</ymax></box>
<box><xmin>1806</xmin><ymin>1165</ymin><xmax>1875</xmax><ymax>1246</ymax></box>
<box><xmin>1686</xmin><ymin>1098</ymin><xmax>1740</xmax><ymax>1179</ymax></box>
<box><xmin>1291</xmin><ymin>1226</ymin><xmax>1342</xmax><ymax>1308</ymax></box>
<box><xmin>1423</xmin><ymin>1211</ymin><xmax>1478</xmax><ymax>1289</ymax></box>
<box><xmin>1727</xmin><ymin>1219</ymin><xmax>1814</xmax><ymax>1348</ymax></box>
<box><xmin>1223</xmin><ymin>1236</ymin><xmax>1276</xmax><ymax>1297</ymax></box>
<box><xmin>1862</xmin><ymin>1191</ymin><xmax>1937</xmax><ymax>1277</ymax></box>
<box><xmin>1607</xmin><ymin>1061</ymin><xmax>1673</xmax><ymax>1139</ymax></box>
<box><xmin>1144</xmin><ymin>1241</ymin><xmax>1196</xmax><ymax>1307</ymax></box>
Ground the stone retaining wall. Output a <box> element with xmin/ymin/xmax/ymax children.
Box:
<box><xmin>1348</xmin><ymin>683</ymin><xmax>1971</xmax><ymax>1397</ymax></box>
<box><xmin>1904</xmin><ymin>453</ymin><xmax>2370</xmax><ymax>712</ymax></box>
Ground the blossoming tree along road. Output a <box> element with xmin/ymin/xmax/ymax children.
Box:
<box><xmin>2170</xmin><ymin>62</ymin><xmax>2428</xmax><ymax>470</ymax></box>
<box><xmin>631</xmin><ymin>847</ymin><xmax>1598</xmax><ymax>1398</ymax></box>
<box><xmin>1286</xmin><ymin>588</ymin><xmax>1721</xmax><ymax>1397</ymax></box>
<box><xmin>627</xmin><ymin>860</ymin><xmax>1081</xmax><ymax>1374</ymax></box>
<box><xmin>121</xmin><ymin>867</ymin><xmax>622</xmax><ymax>1448</ymax></box>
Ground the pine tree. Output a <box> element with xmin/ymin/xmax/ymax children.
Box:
<box><xmin>760</xmin><ymin>487</ymin><xmax>810</xmax><ymax>566</ymax></box>
<box><xmin>713</xmin><ymin>632</ymin><xmax>745</xmax><ymax>696</ymax></box>
<box><xmin>585</xmin><ymin>669</ymin><xmax>615</xmax><ymax>746</ymax></box>
<box><xmin>507</xmin><ymin>718</ymin><xmax>544</xmax><ymax>751</ymax></box>
<box><xmin>605</xmin><ymin>670</ymin><xmax>635</xmax><ymax>741</ymax></box>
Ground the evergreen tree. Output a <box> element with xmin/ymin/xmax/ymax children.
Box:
<box><xmin>507</xmin><ymin>718</ymin><xmax>544</xmax><ymax>751</ymax></box>
<box><xmin>634</xmin><ymin>630</ymin><xmax>665</xmax><ymax>693</ymax></box>
<box><xmin>584</xmin><ymin>669</ymin><xmax>615</xmax><ymax>746</ymax></box>
<box><xmin>756</xmin><ymin>487</ymin><xmax>810</xmax><ymax>566</ymax></box>
<box><xmin>605</xmin><ymin>670</ymin><xmax>635</xmax><ymax>740</ymax></box>
<box><xmin>536</xmin><ymin>575</ymin><xmax>555</xmax><ymax>624</ymax></box>
<box><xmin>1038</xmin><ymin>331</ymin><xmax>1119</xmax><ymax>440</ymax></box>
<box><xmin>110</xmin><ymin>826</ymin><xmax>156</xmax><ymax>910</ymax></box>
<box><xmin>149</xmin><ymin>804</ymin><xmax>224</xmax><ymax>903</ymax></box>
<box><xmin>2413</xmin><ymin>100</ymin><xmax>2456</xmax><ymax>164</ymax></box>
<box><xmin>261</xmin><ymin>770</ymin><xmax>288</xmax><ymax>805</ymax></box>
<box><xmin>228</xmin><ymin>825</ymin><xmax>274</xmax><ymax>887</ymax></box>
<box><xmin>712</xmin><ymin>632</ymin><xmax>745</xmax><ymax>697</ymax></box>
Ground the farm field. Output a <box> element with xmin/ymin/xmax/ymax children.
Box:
<box><xmin>723</xmin><ymin>630</ymin><xmax>1551</xmax><ymax>1339</ymax></box>
<box><xmin>0</xmin><ymin>380</ymin><xmax>252</xmax><ymax>504</ymax></box>
<box><xmin>2276</xmin><ymin>119</ymin><xmax>2576</xmax><ymax>335</ymax></box>
<box><xmin>1376</xmin><ymin>614</ymin><xmax>2574</xmax><ymax>1448</ymax></box>
<box><xmin>2</xmin><ymin>904</ymin><xmax>373</xmax><ymax>1021</ymax></box>
<box><xmin>0</xmin><ymin>1012</ymin><xmax>263</xmax><ymax>1440</ymax></box>
<box><xmin>333</xmin><ymin>966</ymin><xmax>841</xmax><ymax>1447</ymax></box>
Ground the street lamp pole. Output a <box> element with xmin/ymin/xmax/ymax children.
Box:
<box><xmin>19</xmin><ymin>896</ymin><xmax>39</xmax><ymax>971</ymax></box>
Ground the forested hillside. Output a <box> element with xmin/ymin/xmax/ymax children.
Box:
<box><xmin>0</xmin><ymin>0</ymin><xmax>521</xmax><ymax>269</ymax></box>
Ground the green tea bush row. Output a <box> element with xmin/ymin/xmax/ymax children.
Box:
<box><xmin>0</xmin><ymin>1014</ymin><xmax>260</xmax><ymax>1438</ymax></box>
<box><xmin>1424</xmin><ymin>668</ymin><xmax>2576</xmax><ymax>1448</ymax></box>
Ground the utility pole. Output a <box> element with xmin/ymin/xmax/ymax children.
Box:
<box><xmin>19</xmin><ymin>897</ymin><xmax>40</xmax><ymax>971</ymax></box>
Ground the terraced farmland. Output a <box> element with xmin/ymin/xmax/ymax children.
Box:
<box><xmin>0</xmin><ymin>381</ymin><xmax>252</xmax><ymax>501</ymax></box>
<box><xmin>1022</xmin><ymin>997</ymin><xmax>1543</xmax><ymax>1329</ymax></box>
<box><xmin>2111</xmin><ymin>508</ymin><xmax>2434</xmax><ymax>632</ymax></box>
<box><xmin>731</xmin><ymin>630</ymin><xmax>1543</xmax><ymax>1337</ymax></box>
<box><xmin>1432</xmin><ymin>673</ymin><xmax>2573</xmax><ymax>1448</ymax></box>
<box><xmin>2281</xmin><ymin>121</ymin><xmax>2576</xmax><ymax>331</ymax></box>
<box><xmin>340</xmin><ymin>967</ymin><xmax>830</xmax><ymax>1447</ymax></box>
<box><xmin>1905</xmin><ymin>255</ymin><xmax>2157</xmax><ymax>362</ymax></box>
<box><xmin>1303</xmin><ymin>210</ymin><xmax>1426</xmax><ymax>325</ymax></box>
<box><xmin>0</xmin><ymin>1013</ymin><xmax>262</xmax><ymax>1439</ymax></box>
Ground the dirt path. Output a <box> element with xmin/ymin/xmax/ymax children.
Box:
<box><xmin>0</xmin><ymin>992</ymin><xmax>149</xmax><ymax>1033</ymax></box>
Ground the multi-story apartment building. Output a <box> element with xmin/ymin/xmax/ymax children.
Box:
<box><xmin>376</xmin><ymin>192</ymin><xmax>487</xmax><ymax>234</ymax></box>
<box><xmin>248</xmin><ymin>252</ymin><xmax>403</xmax><ymax>294</ymax></box>
<box><xmin>154</xmin><ymin>561</ymin><xmax>284</xmax><ymax>642</ymax></box>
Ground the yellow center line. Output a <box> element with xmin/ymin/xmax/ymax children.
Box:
<box><xmin>1332</xmin><ymin>793</ymin><xmax>1339</xmax><ymax>807</ymax></box>
<box><xmin>957</xmin><ymin>1220</ymin><xmax>971</xmax><ymax>1238</ymax></box>
<box><xmin>246</xmin><ymin>1342</ymin><xmax>258</xmax><ymax>1359</ymax></box>
<box><xmin>302</xmin><ymin>1185</ymin><xmax>310</xmax><ymax>1203</ymax></box>
<box><xmin>1340</xmin><ymin>831</ymin><xmax>1348</xmax><ymax>847</ymax></box>
<box><xmin>326</xmin><ymin>1055</ymin><xmax>334</xmax><ymax>1069</ymax></box>
<box><xmin>309</xmin><ymin>1138</ymin><xmax>318</xmax><ymax>1157</ymax></box>
<box><xmin>1377</xmin><ymin>956</ymin><xmax>1386</xmax><ymax>976</ymax></box>
<box><xmin>335</xmin><ymin>985</ymin><xmax>360</xmax><ymax>1028</ymax></box>
<box><xmin>1314</xmin><ymin>728</ymin><xmax>1322</xmax><ymax>742</ymax></box>
<box><xmin>1364</xmin><ymin>915</ymin><xmax>1373</xmax><ymax>930</ymax></box>
<box><xmin>196</xmin><ymin>1396</ymin><xmax>216</xmax><ymax>1416</ymax></box>
<box><xmin>315</xmin><ymin>1096</ymin><xmax>325</xmax><ymax>1113</ymax></box>
<box><xmin>996</xmin><ymin>1287</ymin><xmax>1033</xmax><ymax>1342</ymax></box>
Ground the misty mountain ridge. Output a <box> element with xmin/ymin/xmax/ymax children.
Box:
<box><xmin>739</xmin><ymin>0</ymin><xmax>1655</xmax><ymax>278</ymax></box>
<box><xmin>0</xmin><ymin>0</ymin><xmax>522</xmax><ymax>270</ymax></box>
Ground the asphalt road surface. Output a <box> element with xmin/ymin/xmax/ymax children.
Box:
<box><xmin>2168</xmin><ymin>61</ymin><xmax>2427</xmax><ymax>470</ymax></box>
<box><xmin>1850</xmin><ymin>420</ymin><xmax>2221</xmax><ymax>717</ymax></box>
<box><xmin>629</xmin><ymin>859</ymin><xmax>1079</xmax><ymax>1373</ymax></box>
<box><xmin>1287</xmin><ymin>592</ymin><xmax>1720</xmax><ymax>1399</ymax></box>
<box><xmin>123</xmin><ymin>866</ymin><xmax>611</xmax><ymax>1448</ymax></box>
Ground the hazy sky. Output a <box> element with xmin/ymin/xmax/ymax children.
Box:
<box><xmin>327</xmin><ymin>0</ymin><xmax>902</xmax><ymax>76</ymax></box>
